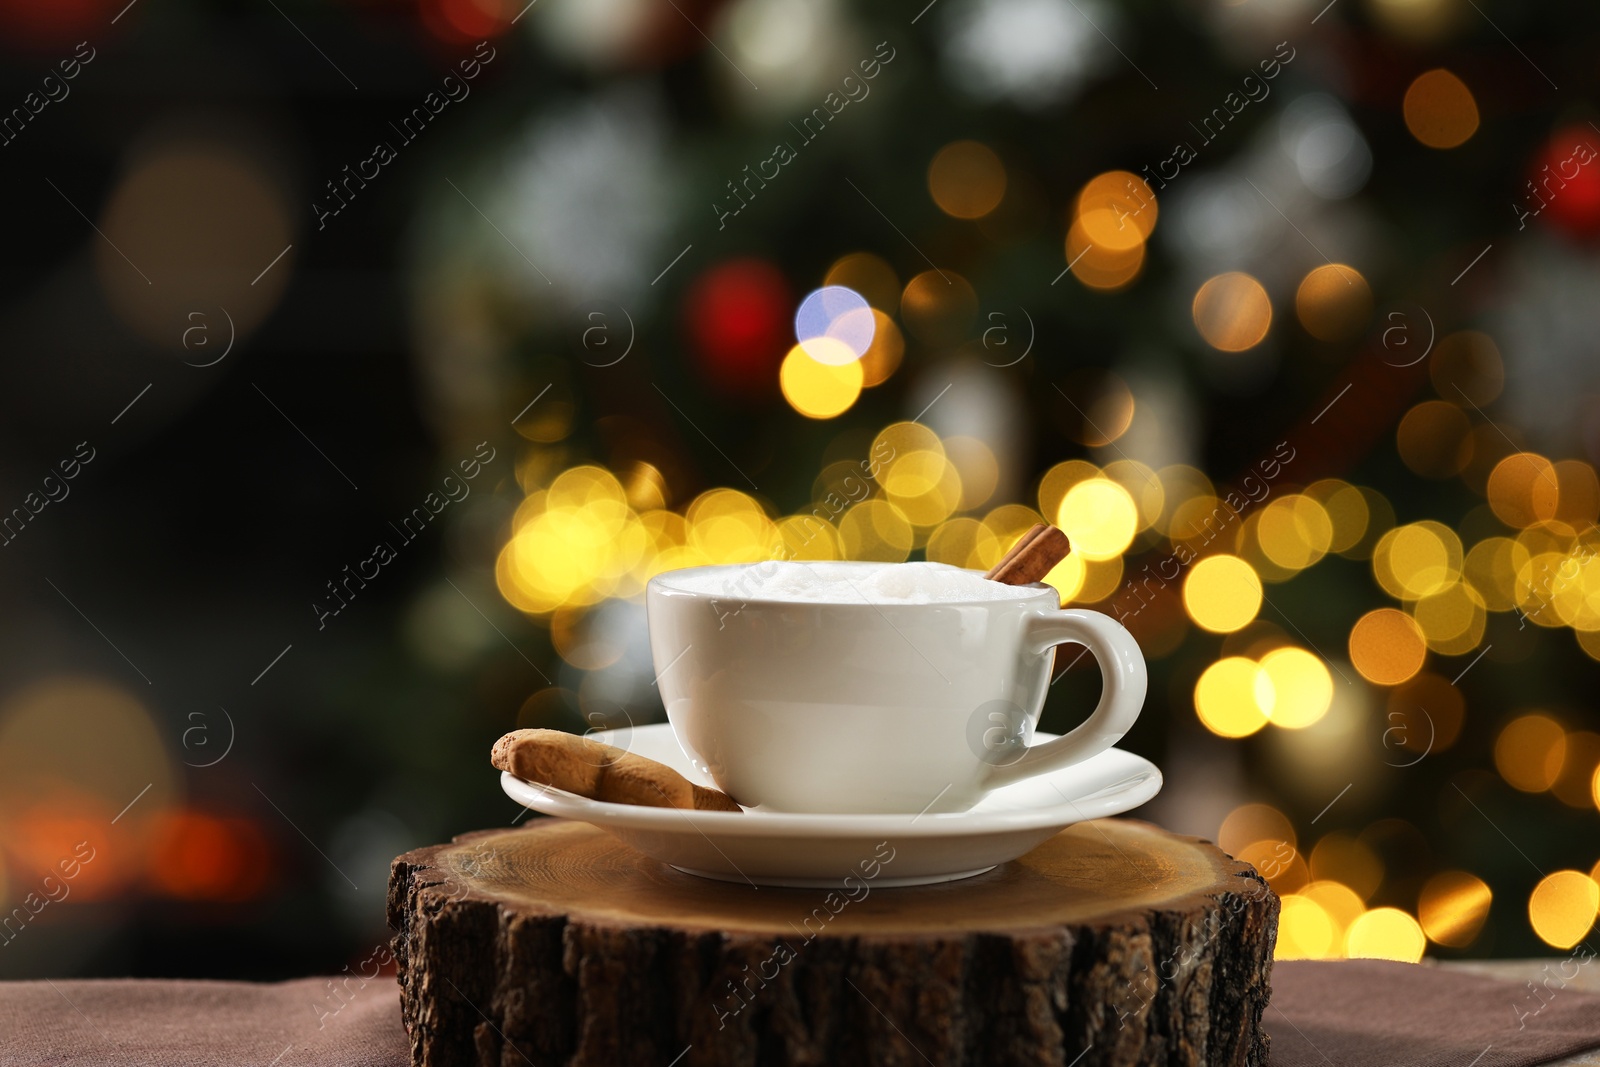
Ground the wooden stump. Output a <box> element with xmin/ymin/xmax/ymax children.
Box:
<box><xmin>387</xmin><ymin>819</ymin><xmax>1277</xmax><ymax>1067</ymax></box>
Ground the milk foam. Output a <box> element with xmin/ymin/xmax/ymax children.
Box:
<box><xmin>658</xmin><ymin>561</ymin><xmax>1043</xmax><ymax>604</ymax></box>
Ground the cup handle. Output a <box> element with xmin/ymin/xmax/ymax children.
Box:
<box><xmin>982</xmin><ymin>608</ymin><xmax>1148</xmax><ymax>791</ymax></box>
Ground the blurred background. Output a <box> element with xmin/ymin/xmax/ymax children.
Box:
<box><xmin>0</xmin><ymin>0</ymin><xmax>1595</xmax><ymax>982</ymax></box>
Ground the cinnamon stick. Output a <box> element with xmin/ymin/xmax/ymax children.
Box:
<box><xmin>984</xmin><ymin>523</ymin><xmax>1071</xmax><ymax>586</ymax></box>
<box><xmin>492</xmin><ymin>729</ymin><xmax>742</xmax><ymax>812</ymax></box>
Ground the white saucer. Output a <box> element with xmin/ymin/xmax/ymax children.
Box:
<box><xmin>500</xmin><ymin>724</ymin><xmax>1162</xmax><ymax>887</ymax></box>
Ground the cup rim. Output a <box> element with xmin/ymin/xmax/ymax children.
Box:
<box><xmin>646</xmin><ymin>561</ymin><xmax>1058</xmax><ymax>608</ymax></box>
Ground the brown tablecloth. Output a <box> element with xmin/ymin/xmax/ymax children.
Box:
<box><xmin>1271</xmin><ymin>959</ymin><xmax>1600</xmax><ymax>1067</ymax></box>
<box><xmin>1</xmin><ymin>959</ymin><xmax>1597</xmax><ymax>1065</ymax></box>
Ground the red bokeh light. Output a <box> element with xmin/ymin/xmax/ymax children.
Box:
<box><xmin>1527</xmin><ymin>127</ymin><xmax>1600</xmax><ymax>238</ymax></box>
<box><xmin>147</xmin><ymin>811</ymin><xmax>272</xmax><ymax>903</ymax></box>
<box><xmin>5</xmin><ymin>796</ymin><xmax>119</xmax><ymax>902</ymax></box>
<box><xmin>0</xmin><ymin>0</ymin><xmax>118</xmax><ymax>48</ymax></box>
<box><xmin>417</xmin><ymin>0</ymin><xmax>515</xmax><ymax>45</ymax></box>
<box><xmin>683</xmin><ymin>258</ymin><xmax>791</xmax><ymax>395</ymax></box>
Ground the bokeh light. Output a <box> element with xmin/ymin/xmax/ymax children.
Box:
<box><xmin>858</xmin><ymin>310</ymin><xmax>905</xmax><ymax>387</ymax></box>
<box><xmin>1308</xmin><ymin>836</ymin><xmax>1383</xmax><ymax>900</ymax></box>
<box><xmin>1494</xmin><ymin>712</ymin><xmax>1567</xmax><ymax>793</ymax></box>
<box><xmin>1397</xmin><ymin>401</ymin><xmax>1473</xmax><ymax>478</ymax></box>
<box><xmin>1183</xmin><ymin>555</ymin><xmax>1263</xmax><ymax>633</ymax></box>
<box><xmin>1528</xmin><ymin>871</ymin><xmax>1600</xmax><ymax>949</ymax></box>
<box><xmin>1278</xmin><ymin>894</ymin><xmax>1337</xmax><ymax>959</ymax></box>
<box><xmin>1295</xmin><ymin>264</ymin><xmax>1373</xmax><ymax>342</ymax></box>
<box><xmin>838</xmin><ymin>499</ymin><xmax>914</xmax><ymax>562</ymax></box>
<box><xmin>1256</xmin><ymin>495</ymin><xmax>1334</xmax><ymax>572</ymax></box>
<box><xmin>1552</xmin><ymin>730</ymin><xmax>1600</xmax><ymax>809</ymax></box>
<box><xmin>1056</xmin><ymin>478</ymin><xmax>1138</xmax><ymax>560</ymax></box>
<box><xmin>1487</xmin><ymin>453</ymin><xmax>1560</xmax><ymax>528</ymax></box>
<box><xmin>1302</xmin><ymin>880</ymin><xmax>1366</xmax><ymax>946</ymax></box>
<box><xmin>1076</xmin><ymin>170</ymin><xmax>1158</xmax><ymax>250</ymax></box>
<box><xmin>900</xmin><ymin>269</ymin><xmax>979</xmax><ymax>344</ymax></box>
<box><xmin>794</xmin><ymin>285</ymin><xmax>875</xmax><ymax>365</ymax></box>
<box><xmin>1065</xmin><ymin>171</ymin><xmax>1155</xmax><ymax>292</ymax></box>
<box><xmin>780</xmin><ymin>343</ymin><xmax>865</xmax><ymax>418</ymax></box>
<box><xmin>824</xmin><ymin>252</ymin><xmax>900</xmax><ymax>313</ymax></box>
<box><xmin>1418</xmin><ymin>870</ymin><xmax>1492</xmax><ymax>948</ymax></box>
<box><xmin>927</xmin><ymin>140</ymin><xmax>1007</xmax><ymax>219</ymax></box>
<box><xmin>1219</xmin><ymin>802</ymin><xmax>1296</xmax><ymax>858</ymax></box>
<box><xmin>1403</xmin><ymin>68</ymin><xmax>1479</xmax><ymax>149</ymax></box>
<box><xmin>1195</xmin><ymin>657</ymin><xmax>1271</xmax><ymax>738</ymax></box>
<box><xmin>1192</xmin><ymin>272</ymin><xmax>1272</xmax><ymax>352</ymax></box>
<box><xmin>1349</xmin><ymin>608</ymin><xmax>1427</xmax><ymax>686</ymax></box>
<box><xmin>1345</xmin><ymin>908</ymin><xmax>1427</xmax><ymax>962</ymax></box>
<box><xmin>1257</xmin><ymin>647</ymin><xmax>1333</xmax><ymax>729</ymax></box>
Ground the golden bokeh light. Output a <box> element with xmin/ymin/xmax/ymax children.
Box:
<box><xmin>1403</xmin><ymin>68</ymin><xmax>1479</xmax><ymax>149</ymax></box>
<box><xmin>1042</xmin><ymin>551</ymin><xmax>1088</xmax><ymax>602</ymax></box>
<box><xmin>1308</xmin><ymin>480</ymin><xmax>1371</xmax><ymax>555</ymax></box>
<box><xmin>1183</xmin><ymin>554</ymin><xmax>1263</xmax><ymax>633</ymax></box>
<box><xmin>1219</xmin><ymin>802</ymin><xmax>1296</xmax><ymax>857</ymax></box>
<box><xmin>1411</xmin><ymin>581</ymin><xmax>1486</xmax><ymax>655</ymax></box>
<box><xmin>1528</xmin><ymin>871</ymin><xmax>1600</xmax><ymax>949</ymax></box>
<box><xmin>1257</xmin><ymin>495</ymin><xmax>1335</xmax><ymax>572</ymax></box>
<box><xmin>1302</xmin><ymin>880</ymin><xmax>1366</xmax><ymax>944</ymax></box>
<box><xmin>928</xmin><ymin>140</ymin><xmax>1007</xmax><ymax>220</ymax></box>
<box><xmin>1038</xmin><ymin>460</ymin><xmax>1101</xmax><ymax>523</ymax></box>
<box><xmin>882</xmin><ymin>450</ymin><xmax>962</xmax><ymax>527</ymax></box>
<box><xmin>1065</xmin><ymin>217</ymin><xmax>1145</xmax><ymax>291</ymax></box>
<box><xmin>1308</xmin><ymin>836</ymin><xmax>1383</xmax><ymax>901</ymax></box>
<box><xmin>1192</xmin><ymin>272</ymin><xmax>1272</xmax><ymax>352</ymax></box>
<box><xmin>1056</xmin><ymin>478</ymin><xmax>1138</xmax><ymax>560</ymax></box>
<box><xmin>1238</xmin><ymin>839</ymin><xmax>1309</xmax><ymax>894</ymax></box>
<box><xmin>1346</xmin><ymin>908</ymin><xmax>1427</xmax><ymax>962</ymax></box>
<box><xmin>1068</xmin><ymin>556</ymin><xmax>1125</xmax><ymax>604</ymax></box>
<box><xmin>1195</xmin><ymin>657</ymin><xmax>1271</xmax><ymax>738</ymax></box>
<box><xmin>857</xmin><ymin>310</ymin><xmax>904</xmax><ymax>387</ymax></box>
<box><xmin>1464</xmin><ymin>536</ymin><xmax>1522</xmax><ymax>612</ymax></box>
<box><xmin>1494</xmin><ymin>712</ymin><xmax>1567</xmax><ymax>793</ymax></box>
<box><xmin>1104</xmin><ymin>460</ymin><xmax>1164</xmax><ymax>531</ymax></box>
<box><xmin>1555</xmin><ymin>460</ymin><xmax>1600</xmax><ymax>527</ymax></box>
<box><xmin>901</xmin><ymin>269</ymin><xmax>979</xmax><ymax>345</ymax></box>
<box><xmin>1277</xmin><ymin>895</ymin><xmax>1337</xmax><ymax>959</ymax></box>
<box><xmin>776</xmin><ymin>514</ymin><xmax>842</xmax><ymax>560</ymax></box>
<box><xmin>1076</xmin><ymin>170</ymin><xmax>1159</xmax><ymax>251</ymax></box>
<box><xmin>1397</xmin><ymin>401</ymin><xmax>1473</xmax><ymax>478</ymax></box>
<box><xmin>925</xmin><ymin>517</ymin><xmax>999</xmax><ymax>570</ymax></box>
<box><xmin>824</xmin><ymin>252</ymin><xmax>900</xmax><ymax>313</ymax></box>
<box><xmin>1552</xmin><ymin>731</ymin><xmax>1600</xmax><ymax>809</ymax></box>
<box><xmin>838</xmin><ymin>499</ymin><xmax>914</xmax><ymax>562</ymax></box>
<box><xmin>1295</xmin><ymin>264</ymin><xmax>1373</xmax><ymax>342</ymax></box>
<box><xmin>1488</xmin><ymin>453</ymin><xmax>1560</xmax><ymax>528</ymax></box>
<box><xmin>1373</xmin><ymin>521</ymin><xmax>1461</xmax><ymax>600</ymax></box>
<box><xmin>1418</xmin><ymin>870</ymin><xmax>1492</xmax><ymax>948</ymax></box>
<box><xmin>780</xmin><ymin>343</ymin><xmax>864</xmax><ymax>419</ymax></box>
<box><xmin>1055</xmin><ymin>371</ymin><xmax>1137</xmax><ymax>447</ymax></box>
<box><xmin>1155</xmin><ymin>465</ymin><xmax>1216</xmax><ymax>536</ymax></box>
<box><xmin>1349</xmin><ymin>608</ymin><xmax>1427</xmax><ymax>686</ymax></box>
<box><xmin>1257</xmin><ymin>648</ymin><xmax>1334</xmax><ymax>729</ymax></box>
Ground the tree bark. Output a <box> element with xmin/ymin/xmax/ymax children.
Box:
<box><xmin>388</xmin><ymin>818</ymin><xmax>1277</xmax><ymax>1067</ymax></box>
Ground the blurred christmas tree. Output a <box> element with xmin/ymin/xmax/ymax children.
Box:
<box><xmin>388</xmin><ymin>0</ymin><xmax>1600</xmax><ymax>961</ymax></box>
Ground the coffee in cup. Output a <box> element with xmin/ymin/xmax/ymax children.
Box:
<box><xmin>646</xmin><ymin>560</ymin><xmax>1146</xmax><ymax>814</ymax></box>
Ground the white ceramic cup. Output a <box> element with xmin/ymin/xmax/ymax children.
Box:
<box><xmin>646</xmin><ymin>561</ymin><xmax>1147</xmax><ymax>814</ymax></box>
